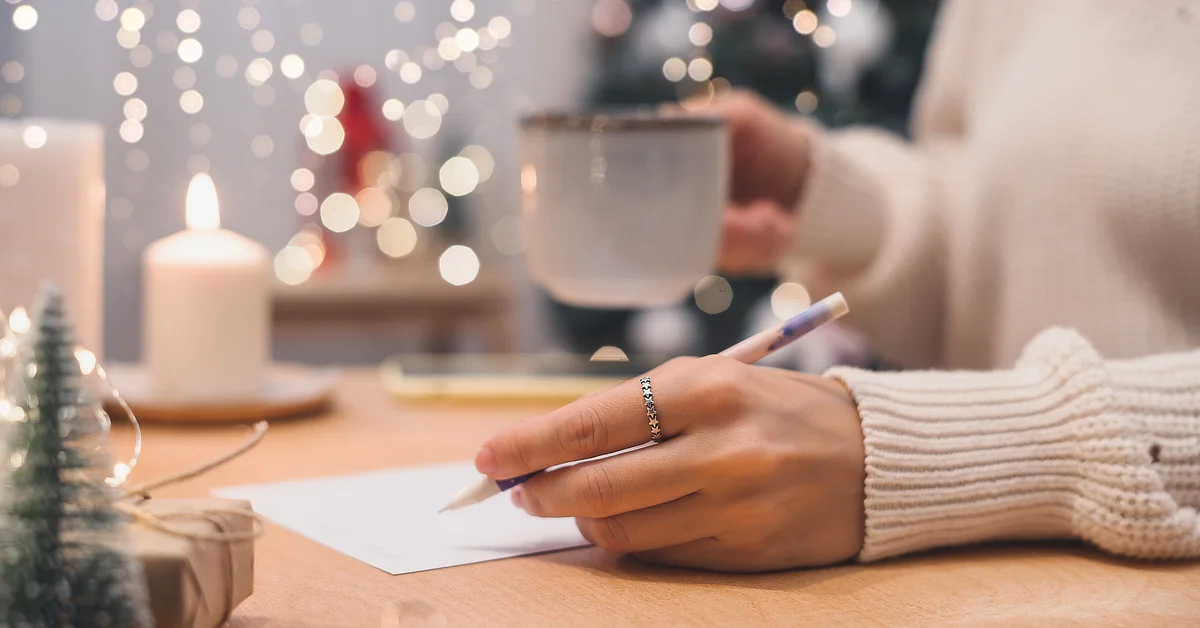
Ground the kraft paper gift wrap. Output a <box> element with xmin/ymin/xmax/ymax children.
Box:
<box><xmin>127</xmin><ymin>498</ymin><xmax>255</xmax><ymax>628</ymax></box>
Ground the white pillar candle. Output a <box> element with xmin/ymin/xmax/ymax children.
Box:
<box><xmin>143</xmin><ymin>174</ymin><xmax>270</xmax><ymax>401</ymax></box>
<box><xmin>0</xmin><ymin>120</ymin><xmax>105</xmax><ymax>355</ymax></box>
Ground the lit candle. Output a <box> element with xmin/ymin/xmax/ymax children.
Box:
<box><xmin>143</xmin><ymin>174</ymin><xmax>270</xmax><ymax>401</ymax></box>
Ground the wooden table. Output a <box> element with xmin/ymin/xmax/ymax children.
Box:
<box><xmin>118</xmin><ymin>370</ymin><xmax>1200</xmax><ymax>627</ymax></box>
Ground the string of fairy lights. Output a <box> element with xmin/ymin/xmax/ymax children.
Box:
<box><xmin>2</xmin><ymin>0</ymin><xmax>827</xmax><ymax>321</ymax></box>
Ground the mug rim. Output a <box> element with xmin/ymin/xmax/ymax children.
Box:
<box><xmin>520</xmin><ymin>110</ymin><xmax>724</xmax><ymax>131</ymax></box>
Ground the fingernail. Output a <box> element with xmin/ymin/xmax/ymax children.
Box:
<box><xmin>510</xmin><ymin>486</ymin><xmax>525</xmax><ymax>509</ymax></box>
<box><xmin>474</xmin><ymin>446</ymin><xmax>498</xmax><ymax>475</ymax></box>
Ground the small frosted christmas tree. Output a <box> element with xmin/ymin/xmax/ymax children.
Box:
<box><xmin>0</xmin><ymin>283</ymin><xmax>151</xmax><ymax>628</ymax></box>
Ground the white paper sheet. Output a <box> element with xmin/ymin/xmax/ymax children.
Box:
<box><xmin>213</xmin><ymin>461</ymin><xmax>589</xmax><ymax>575</ymax></box>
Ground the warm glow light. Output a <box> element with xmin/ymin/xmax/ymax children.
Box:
<box><xmin>828</xmin><ymin>0</ymin><xmax>852</xmax><ymax>17</ymax></box>
<box><xmin>394</xmin><ymin>1</ymin><xmax>416</xmax><ymax>22</ymax></box>
<box><xmin>186</xmin><ymin>173</ymin><xmax>221</xmax><ymax>230</ymax></box>
<box><xmin>300</xmin><ymin>23</ymin><xmax>323</xmax><ymax>46</ymax></box>
<box><xmin>295</xmin><ymin>193</ymin><xmax>318</xmax><ymax>216</ymax></box>
<box><xmin>281</xmin><ymin>54</ymin><xmax>305</xmax><ymax>79</ymax></box>
<box><xmin>114</xmin><ymin>72</ymin><xmax>138</xmax><ymax>96</ymax></box>
<box><xmin>454</xmin><ymin>51</ymin><xmax>477</xmax><ymax>72</ymax></box>
<box><xmin>275</xmin><ymin>246</ymin><xmax>314</xmax><ymax>286</ymax></box>
<box><xmin>489</xmin><ymin>16</ymin><xmax>512</xmax><ymax>39</ymax></box>
<box><xmin>22</xmin><ymin>126</ymin><xmax>47</xmax><ymax>150</ymax></box>
<box><xmin>130</xmin><ymin>45</ymin><xmax>153</xmax><ymax>68</ymax></box>
<box><xmin>116</xmin><ymin>28</ymin><xmax>140</xmax><ymax>49</ymax></box>
<box><xmin>305</xmin><ymin>116</ymin><xmax>345</xmax><ymax>155</ymax></box>
<box><xmin>75</xmin><ymin>348</ymin><xmax>97</xmax><ymax>376</ymax></box>
<box><xmin>688</xmin><ymin>58</ymin><xmax>713</xmax><ymax>81</ymax></box>
<box><xmin>252</xmin><ymin>29</ymin><xmax>275</xmax><ymax>53</ymax></box>
<box><xmin>238</xmin><ymin>6</ymin><xmax>261</xmax><ymax>30</ymax></box>
<box><xmin>13</xmin><ymin>5</ymin><xmax>38</xmax><ymax>30</ymax></box>
<box><xmin>119</xmin><ymin>119</ymin><xmax>144</xmax><ymax>144</ymax></box>
<box><xmin>0</xmin><ymin>164</ymin><xmax>19</xmax><ymax>188</ymax></box>
<box><xmin>663</xmin><ymin>57</ymin><xmax>687</xmax><ymax>82</ymax></box>
<box><xmin>813</xmin><ymin>25</ymin><xmax>837</xmax><ymax>47</ymax></box>
<box><xmin>455</xmin><ymin>28</ymin><xmax>480</xmax><ymax>52</ymax></box>
<box><xmin>382</xmin><ymin>98</ymin><xmax>405</xmax><ymax>121</ymax></box>
<box><xmin>439</xmin><ymin>157</ymin><xmax>479</xmax><ymax>197</ymax></box>
<box><xmin>246</xmin><ymin>58</ymin><xmax>274</xmax><ymax>85</ymax></box>
<box><xmin>771</xmin><ymin>282</ymin><xmax>812</xmax><ymax>320</ymax></box>
<box><xmin>695</xmin><ymin>0</ymin><xmax>719</xmax><ymax>10</ymax></box>
<box><xmin>385</xmin><ymin>49</ymin><xmax>407</xmax><ymax>70</ymax></box>
<box><xmin>439</xmin><ymin>245</ymin><xmax>480</xmax><ymax>286</ymax></box>
<box><xmin>120</xmin><ymin>7</ymin><xmax>146</xmax><ymax>31</ymax></box>
<box><xmin>178</xmin><ymin>38</ymin><xmax>204</xmax><ymax>63</ymax></box>
<box><xmin>252</xmin><ymin>135</ymin><xmax>274</xmax><ymax>158</ymax></box>
<box><xmin>451</xmin><ymin>0</ymin><xmax>475</xmax><ymax>22</ymax></box>
<box><xmin>216</xmin><ymin>55</ymin><xmax>238</xmax><ymax>78</ymax></box>
<box><xmin>377</xmin><ymin>217</ymin><xmax>418</xmax><ymax>258</ymax></box>
<box><xmin>305</xmin><ymin>79</ymin><xmax>345</xmax><ymax>116</ymax></box>
<box><xmin>177</xmin><ymin>9</ymin><xmax>201</xmax><ymax>33</ymax></box>
<box><xmin>9</xmin><ymin>307</ymin><xmax>30</xmax><ymax>335</ymax></box>
<box><xmin>320</xmin><ymin>193</ymin><xmax>360</xmax><ymax>233</ymax></box>
<box><xmin>521</xmin><ymin>164</ymin><xmax>537</xmax><ymax>194</ymax></box>
<box><xmin>408</xmin><ymin>188</ymin><xmax>448</xmax><ymax>227</ymax></box>
<box><xmin>593</xmin><ymin>0</ymin><xmax>633</xmax><ymax>37</ymax></box>
<box><xmin>793</xmin><ymin>10</ymin><xmax>818</xmax><ymax>35</ymax></box>
<box><xmin>180</xmin><ymin>90</ymin><xmax>204</xmax><ymax>114</ymax></box>
<box><xmin>402</xmin><ymin>100</ymin><xmax>441</xmax><ymax>139</ymax></box>
<box><xmin>291</xmin><ymin>168</ymin><xmax>315</xmax><ymax>192</ymax></box>
<box><xmin>95</xmin><ymin>0</ymin><xmax>119</xmax><ymax>22</ymax></box>
<box><xmin>356</xmin><ymin>187</ymin><xmax>393</xmax><ymax>227</ymax></box>
<box><xmin>354</xmin><ymin>65</ymin><xmax>377</xmax><ymax>88</ymax></box>
<box><xmin>399</xmin><ymin>62</ymin><xmax>422</xmax><ymax>84</ymax></box>
<box><xmin>438</xmin><ymin>38</ymin><xmax>462</xmax><ymax>62</ymax></box>
<box><xmin>1</xmin><ymin>61</ymin><xmax>23</xmax><ymax>84</ymax></box>
<box><xmin>688</xmin><ymin>23</ymin><xmax>713</xmax><ymax>46</ymax></box>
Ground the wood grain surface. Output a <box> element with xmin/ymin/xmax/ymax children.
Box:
<box><xmin>112</xmin><ymin>370</ymin><xmax>1200</xmax><ymax>627</ymax></box>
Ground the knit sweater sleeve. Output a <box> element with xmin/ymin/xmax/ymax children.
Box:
<box><xmin>827</xmin><ymin>328</ymin><xmax>1200</xmax><ymax>562</ymax></box>
<box><xmin>779</xmin><ymin>0</ymin><xmax>977</xmax><ymax>368</ymax></box>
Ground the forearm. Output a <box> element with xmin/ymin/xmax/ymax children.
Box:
<box><xmin>828</xmin><ymin>328</ymin><xmax>1200</xmax><ymax>562</ymax></box>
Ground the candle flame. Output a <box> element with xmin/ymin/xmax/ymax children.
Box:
<box><xmin>185</xmin><ymin>173</ymin><xmax>221</xmax><ymax>230</ymax></box>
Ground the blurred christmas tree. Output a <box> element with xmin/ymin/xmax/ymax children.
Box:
<box><xmin>0</xmin><ymin>284</ymin><xmax>151</xmax><ymax>628</ymax></box>
<box><xmin>551</xmin><ymin>0</ymin><xmax>938</xmax><ymax>357</ymax></box>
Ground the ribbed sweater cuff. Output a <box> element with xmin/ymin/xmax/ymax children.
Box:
<box><xmin>827</xmin><ymin>328</ymin><xmax>1200</xmax><ymax>562</ymax></box>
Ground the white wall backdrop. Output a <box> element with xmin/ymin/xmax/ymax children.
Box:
<box><xmin>3</xmin><ymin>0</ymin><xmax>593</xmax><ymax>361</ymax></box>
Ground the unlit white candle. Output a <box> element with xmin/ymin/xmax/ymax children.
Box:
<box><xmin>0</xmin><ymin>120</ymin><xmax>105</xmax><ymax>355</ymax></box>
<box><xmin>143</xmin><ymin>174</ymin><xmax>270</xmax><ymax>400</ymax></box>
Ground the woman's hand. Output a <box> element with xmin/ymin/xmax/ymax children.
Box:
<box><xmin>474</xmin><ymin>355</ymin><xmax>866</xmax><ymax>572</ymax></box>
<box><xmin>701</xmin><ymin>91</ymin><xmax>814</xmax><ymax>275</ymax></box>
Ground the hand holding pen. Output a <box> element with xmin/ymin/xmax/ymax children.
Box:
<box><xmin>440</xmin><ymin>293</ymin><xmax>867</xmax><ymax>572</ymax></box>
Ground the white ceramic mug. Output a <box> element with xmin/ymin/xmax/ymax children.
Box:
<box><xmin>519</xmin><ymin>112</ymin><xmax>727</xmax><ymax>308</ymax></box>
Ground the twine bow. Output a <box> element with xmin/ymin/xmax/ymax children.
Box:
<box><xmin>115</xmin><ymin>421</ymin><xmax>270</xmax><ymax>543</ymax></box>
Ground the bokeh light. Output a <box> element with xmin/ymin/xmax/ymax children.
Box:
<box><xmin>295</xmin><ymin>192</ymin><xmax>319</xmax><ymax>216</ymax></box>
<box><xmin>216</xmin><ymin>55</ymin><xmax>238</xmax><ymax>77</ymax></box>
<box><xmin>238</xmin><ymin>7</ymin><xmax>261</xmax><ymax>30</ymax></box>
<box><xmin>119</xmin><ymin>119</ymin><xmax>144</xmax><ymax>144</ymax></box>
<box><xmin>828</xmin><ymin>0</ymin><xmax>853</xmax><ymax>17</ymax></box>
<box><xmin>117</xmin><ymin>29</ymin><xmax>141</xmax><ymax>50</ymax></box>
<box><xmin>320</xmin><ymin>193</ymin><xmax>360</xmax><ymax>233</ymax></box>
<box><xmin>694</xmin><ymin>276</ymin><xmax>733</xmax><ymax>314</ymax></box>
<box><xmin>114</xmin><ymin>72</ymin><xmax>138</xmax><ymax>96</ymax></box>
<box><xmin>130</xmin><ymin>45</ymin><xmax>153</xmax><ymax>68</ymax></box>
<box><xmin>793</xmin><ymin>10</ymin><xmax>818</xmax><ymax>34</ymax></box>
<box><xmin>251</xmin><ymin>135</ymin><xmax>275</xmax><ymax>158</ymax></box>
<box><xmin>246</xmin><ymin>58</ymin><xmax>274</xmax><ymax>85</ymax></box>
<box><xmin>177</xmin><ymin>9</ymin><xmax>201</xmax><ymax>33</ymax></box>
<box><xmin>770</xmin><ymin>283</ymin><xmax>812</xmax><ymax>320</ymax></box>
<box><xmin>455</xmin><ymin>28</ymin><xmax>480</xmax><ymax>52</ymax></box>
<box><xmin>469</xmin><ymin>67</ymin><xmax>493</xmax><ymax>89</ymax></box>
<box><xmin>385</xmin><ymin>49</ymin><xmax>408</xmax><ymax>70</ymax></box>
<box><xmin>377</xmin><ymin>217</ymin><xmax>418</xmax><ymax>258</ymax></box>
<box><xmin>305</xmin><ymin>79</ymin><xmax>345</xmax><ymax>116</ymax></box>
<box><xmin>291</xmin><ymin>168</ymin><xmax>315</xmax><ymax>192</ymax></box>
<box><xmin>402</xmin><ymin>100</ymin><xmax>442</xmax><ymax>139</ymax></box>
<box><xmin>305</xmin><ymin>116</ymin><xmax>345</xmax><ymax>155</ymax></box>
<box><xmin>356</xmin><ymin>187</ymin><xmax>393</xmax><ymax>227</ymax></box>
<box><xmin>252</xmin><ymin>29</ymin><xmax>275</xmax><ymax>53</ymax></box>
<box><xmin>439</xmin><ymin>157</ymin><xmax>480</xmax><ymax>197</ymax></box>
<box><xmin>428</xmin><ymin>93</ymin><xmax>450</xmax><ymax>115</ymax></box>
<box><xmin>178</xmin><ymin>38</ymin><xmax>203</xmax><ymax>63</ymax></box>
<box><xmin>124</xmin><ymin>98</ymin><xmax>148</xmax><ymax>122</ymax></box>
<box><xmin>281</xmin><ymin>54</ymin><xmax>305</xmax><ymax>79</ymax></box>
<box><xmin>382</xmin><ymin>99</ymin><xmax>405</xmax><ymax>121</ymax></box>
<box><xmin>663</xmin><ymin>58</ymin><xmax>687</xmax><ymax>82</ymax></box>
<box><xmin>300</xmin><ymin>23</ymin><xmax>323</xmax><ymax>46</ymax></box>
<box><xmin>451</xmin><ymin>0</ymin><xmax>475</xmax><ymax>22</ymax></box>
<box><xmin>354</xmin><ymin>65</ymin><xmax>377</xmax><ymax>88</ymax></box>
<box><xmin>439</xmin><ymin>245</ymin><xmax>480</xmax><ymax>286</ymax></box>
<box><xmin>688</xmin><ymin>58</ymin><xmax>713</xmax><ymax>81</ymax></box>
<box><xmin>399</xmin><ymin>62</ymin><xmax>422</xmax><ymax>84</ymax></box>
<box><xmin>2</xmin><ymin>62</ymin><xmax>25</xmax><ymax>84</ymax></box>
<box><xmin>275</xmin><ymin>246</ymin><xmax>314</xmax><ymax>286</ymax></box>
<box><xmin>22</xmin><ymin>126</ymin><xmax>47</xmax><ymax>150</ymax></box>
<box><xmin>795</xmin><ymin>90</ymin><xmax>818</xmax><ymax>113</ymax></box>
<box><xmin>189</xmin><ymin>123</ymin><xmax>212</xmax><ymax>146</ymax></box>
<box><xmin>95</xmin><ymin>0</ymin><xmax>119</xmax><ymax>22</ymax></box>
<box><xmin>489</xmin><ymin>16</ymin><xmax>512</xmax><ymax>39</ymax></box>
<box><xmin>120</xmin><ymin>7</ymin><xmax>146</xmax><ymax>31</ymax></box>
<box><xmin>394</xmin><ymin>1</ymin><xmax>416</xmax><ymax>22</ymax></box>
<box><xmin>0</xmin><ymin>165</ymin><xmax>19</xmax><ymax>188</ymax></box>
<box><xmin>813</xmin><ymin>25</ymin><xmax>837</xmax><ymax>47</ymax></box>
<box><xmin>179</xmin><ymin>90</ymin><xmax>204</xmax><ymax>114</ymax></box>
<box><xmin>409</xmin><ymin>188</ymin><xmax>449</xmax><ymax>227</ymax></box>
<box><xmin>689</xmin><ymin>23</ymin><xmax>713</xmax><ymax>46</ymax></box>
<box><xmin>13</xmin><ymin>5</ymin><xmax>38</xmax><ymax>31</ymax></box>
<box><xmin>173</xmin><ymin>67</ymin><xmax>196</xmax><ymax>89</ymax></box>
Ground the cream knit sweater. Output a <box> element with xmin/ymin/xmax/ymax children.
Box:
<box><xmin>785</xmin><ymin>1</ymin><xmax>1200</xmax><ymax>561</ymax></box>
